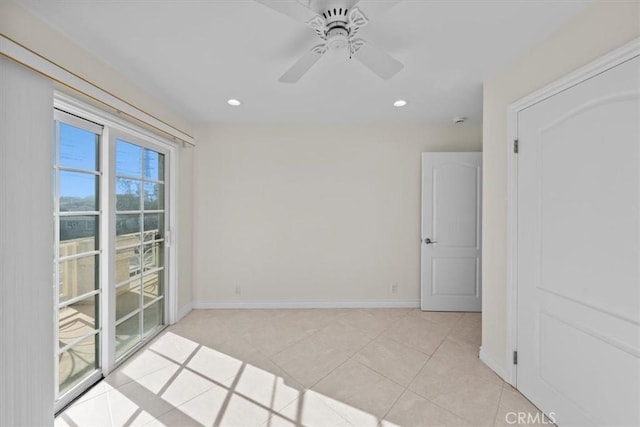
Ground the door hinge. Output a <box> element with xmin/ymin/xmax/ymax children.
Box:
<box><xmin>513</xmin><ymin>350</ymin><xmax>518</xmax><ymax>365</ymax></box>
<box><xmin>513</xmin><ymin>139</ymin><xmax>519</xmax><ymax>154</ymax></box>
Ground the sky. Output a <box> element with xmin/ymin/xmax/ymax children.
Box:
<box><xmin>58</xmin><ymin>123</ymin><xmax>163</xmax><ymax>199</ymax></box>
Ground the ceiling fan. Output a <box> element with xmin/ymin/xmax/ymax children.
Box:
<box><xmin>254</xmin><ymin>0</ymin><xmax>404</xmax><ymax>83</ymax></box>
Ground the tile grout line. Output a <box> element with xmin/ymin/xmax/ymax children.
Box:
<box><xmin>307</xmin><ymin>326</ymin><xmax>379</xmax><ymax>389</ymax></box>
<box><xmin>137</xmin><ymin>344</ymin><xmax>216</xmax><ymax>426</ymax></box>
<box><xmin>309</xmin><ymin>310</ymin><xmax>420</xmax><ymax>425</ymax></box>
<box><xmin>377</xmin><ymin>312</ymin><xmax>460</xmax><ymax>426</ymax></box>
<box><xmin>397</xmin><ymin>317</ymin><xmax>491</xmax><ymax>426</ymax></box>
<box><xmin>404</xmin><ymin>356</ymin><xmax>480</xmax><ymax>427</ymax></box>
<box><xmin>492</xmin><ymin>382</ymin><xmax>506</xmax><ymax>426</ymax></box>
<box><xmin>376</xmin><ymin>361</ymin><xmax>420</xmax><ymax>427</ymax></box>
<box><xmin>409</xmin><ymin>378</ymin><xmax>504</xmax><ymax>425</ymax></box>
<box><xmin>145</xmin><ymin>350</ymin><xmax>304</xmax><ymax>426</ymax></box>
<box><xmin>261</xmin><ymin>323</ymin><xmax>327</xmax><ymax>362</ymax></box>
<box><xmin>312</xmin><ymin>309</ymin><xmax>418</xmax><ymax>387</ymax></box>
<box><xmin>265</xmin><ymin>312</ymin><xmax>350</xmax><ymax>362</ymax></box>
<box><xmin>266</xmin><ymin>310</ymin><xmax>408</xmax><ymax>390</ymax></box>
<box><xmin>62</xmin><ymin>354</ymin><xmax>177</xmax><ymax>424</ymax></box>
<box><xmin>379</xmin><ymin>311</ymin><xmax>465</xmax><ymax>358</ymax></box>
<box><xmin>350</xmin><ymin>333</ymin><xmax>431</xmax><ymax>391</ymax></box>
<box><xmin>105</xmin><ymin>384</ymin><xmax>115</xmax><ymax>427</ymax></box>
<box><xmin>271</xmin><ymin>310</ymin><xmax>411</xmax><ymax>392</ymax></box>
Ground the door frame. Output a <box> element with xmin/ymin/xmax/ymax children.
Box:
<box><xmin>505</xmin><ymin>37</ymin><xmax>640</xmax><ymax>387</ymax></box>
<box><xmin>53</xmin><ymin>92</ymin><xmax>180</xmax><ymax>377</ymax></box>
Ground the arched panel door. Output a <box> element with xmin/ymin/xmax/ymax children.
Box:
<box><xmin>421</xmin><ymin>152</ymin><xmax>482</xmax><ymax>312</ymax></box>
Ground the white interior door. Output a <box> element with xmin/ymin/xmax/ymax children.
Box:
<box><xmin>517</xmin><ymin>55</ymin><xmax>640</xmax><ymax>426</ymax></box>
<box><xmin>421</xmin><ymin>152</ymin><xmax>482</xmax><ymax>311</ymax></box>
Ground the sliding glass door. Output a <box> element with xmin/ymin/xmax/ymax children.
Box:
<box><xmin>53</xmin><ymin>105</ymin><xmax>171</xmax><ymax>410</ymax></box>
<box><xmin>114</xmin><ymin>138</ymin><xmax>166</xmax><ymax>359</ymax></box>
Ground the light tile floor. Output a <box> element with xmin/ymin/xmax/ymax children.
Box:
<box><xmin>55</xmin><ymin>309</ymin><xmax>549</xmax><ymax>427</ymax></box>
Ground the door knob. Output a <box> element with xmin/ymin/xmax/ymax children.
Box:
<box><xmin>424</xmin><ymin>238</ymin><xmax>437</xmax><ymax>244</ymax></box>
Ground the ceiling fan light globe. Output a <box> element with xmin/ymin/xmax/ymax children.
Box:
<box><xmin>329</xmin><ymin>36</ymin><xmax>348</xmax><ymax>50</ymax></box>
<box><xmin>327</xmin><ymin>26</ymin><xmax>349</xmax><ymax>50</ymax></box>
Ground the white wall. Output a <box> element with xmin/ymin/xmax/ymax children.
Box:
<box><xmin>0</xmin><ymin>57</ymin><xmax>54</xmax><ymax>427</ymax></box>
<box><xmin>0</xmin><ymin>0</ymin><xmax>193</xmax><ymax>135</ymax></box>
<box><xmin>192</xmin><ymin>124</ymin><xmax>481</xmax><ymax>307</ymax></box>
<box><xmin>178</xmin><ymin>146</ymin><xmax>195</xmax><ymax>316</ymax></box>
<box><xmin>0</xmin><ymin>0</ymin><xmax>195</xmax><ymax>315</ymax></box>
<box><xmin>482</xmin><ymin>0</ymin><xmax>640</xmax><ymax>374</ymax></box>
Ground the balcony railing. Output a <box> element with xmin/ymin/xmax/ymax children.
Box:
<box><xmin>59</xmin><ymin>230</ymin><xmax>161</xmax><ymax>300</ymax></box>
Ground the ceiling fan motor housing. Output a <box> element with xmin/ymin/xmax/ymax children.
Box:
<box><xmin>321</xmin><ymin>7</ymin><xmax>349</xmax><ymax>50</ymax></box>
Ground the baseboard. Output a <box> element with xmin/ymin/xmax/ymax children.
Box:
<box><xmin>479</xmin><ymin>346</ymin><xmax>509</xmax><ymax>382</ymax></box>
<box><xmin>192</xmin><ymin>299</ymin><xmax>420</xmax><ymax>309</ymax></box>
<box><xmin>177</xmin><ymin>302</ymin><xmax>193</xmax><ymax>320</ymax></box>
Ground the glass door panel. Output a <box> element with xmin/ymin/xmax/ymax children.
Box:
<box><xmin>54</xmin><ymin>113</ymin><xmax>102</xmax><ymax>402</ymax></box>
<box><xmin>114</xmin><ymin>139</ymin><xmax>165</xmax><ymax>359</ymax></box>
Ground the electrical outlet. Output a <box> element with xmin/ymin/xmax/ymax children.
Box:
<box><xmin>391</xmin><ymin>283</ymin><xmax>398</xmax><ymax>294</ymax></box>
<box><xmin>235</xmin><ymin>285</ymin><xmax>241</xmax><ymax>295</ymax></box>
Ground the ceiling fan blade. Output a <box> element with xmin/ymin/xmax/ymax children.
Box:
<box><xmin>254</xmin><ymin>0</ymin><xmax>317</xmax><ymax>23</ymax></box>
<box><xmin>279</xmin><ymin>48</ymin><xmax>324</xmax><ymax>83</ymax></box>
<box><xmin>356</xmin><ymin>0</ymin><xmax>403</xmax><ymax>20</ymax></box>
<box><xmin>376</xmin><ymin>0</ymin><xmax>403</xmax><ymax>13</ymax></box>
<box><xmin>353</xmin><ymin>41</ymin><xmax>403</xmax><ymax>80</ymax></box>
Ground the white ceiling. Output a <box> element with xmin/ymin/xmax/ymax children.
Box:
<box><xmin>17</xmin><ymin>0</ymin><xmax>590</xmax><ymax>125</ymax></box>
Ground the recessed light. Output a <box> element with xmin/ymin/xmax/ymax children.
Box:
<box><xmin>393</xmin><ymin>100</ymin><xmax>407</xmax><ymax>107</ymax></box>
<box><xmin>227</xmin><ymin>99</ymin><xmax>241</xmax><ymax>106</ymax></box>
